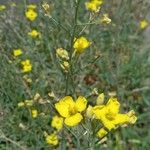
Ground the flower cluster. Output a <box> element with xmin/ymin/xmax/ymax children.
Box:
<box><xmin>50</xmin><ymin>93</ymin><xmax>137</xmax><ymax>145</ymax></box>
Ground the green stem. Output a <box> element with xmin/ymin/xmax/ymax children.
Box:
<box><xmin>65</xmin><ymin>0</ymin><xmax>81</xmax><ymax>96</ymax></box>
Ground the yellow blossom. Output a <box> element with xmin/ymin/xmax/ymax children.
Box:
<box><xmin>55</xmin><ymin>96</ymin><xmax>87</xmax><ymax>126</ymax></box>
<box><xmin>60</xmin><ymin>61</ymin><xmax>70</xmax><ymax>72</ymax></box>
<box><xmin>0</xmin><ymin>5</ymin><xmax>6</xmax><ymax>11</ymax></box>
<box><xmin>31</xmin><ymin>109</ymin><xmax>38</xmax><ymax>118</ymax></box>
<box><xmin>17</xmin><ymin>102</ymin><xmax>25</xmax><ymax>107</ymax></box>
<box><xmin>51</xmin><ymin>116</ymin><xmax>63</xmax><ymax>131</ymax></box>
<box><xmin>73</xmin><ymin>37</ymin><xmax>91</xmax><ymax>53</ymax></box>
<box><xmin>46</xmin><ymin>133</ymin><xmax>58</xmax><ymax>145</ymax></box>
<box><xmin>21</xmin><ymin>59</ymin><xmax>32</xmax><ymax>73</ymax></box>
<box><xmin>97</xmin><ymin>127</ymin><xmax>108</xmax><ymax>138</ymax></box>
<box><xmin>96</xmin><ymin>93</ymin><xmax>104</xmax><ymax>105</ymax></box>
<box><xmin>42</xmin><ymin>2</ymin><xmax>53</xmax><ymax>16</ymax></box>
<box><xmin>13</xmin><ymin>49</ymin><xmax>23</xmax><ymax>57</ymax></box>
<box><xmin>25</xmin><ymin>9</ymin><xmax>37</xmax><ymax>21</ymax></box>
<box><xmin>100</xmin><ymin>14</ymin><xmax>111</xmax><ymax>24</ymax></box>
<box><xmin>27</xmin><ymin>4</ymin><xmax>37</xmax><ymax>10</ymax></box>
<box><xmin>140</xmin><ymin>20</ymin><xmax>149</xmax><ymax>29</ymax></box>
<box><xmin>24</xmin><ymin>100</ymin><xmax>33</xmax><ymax>106</ymax></box>
<box><xmin>28</xmin><ymin>29</ymin><xmax>40</xmax><ymax>38</ymax></box>
<box><xmin>56</xmin><ymin>48</ymin><xmax>69</xmax><ymax>60</ymax></box>
<box><xmin>86</xmin><ymin>105</ymin><xmax>94</xmax><ymax>118</ymax></box>
<box><xmin>92</xmin><ymin>98</ymin><xmax>137</xmax><ymax>132</ymax></box>
<box><xmin>48</xmin><ymin>91</ymin><xmax>55</xmax><ymax>98</ymax></box>
<box><xmin>85</xmin><ymin>0</ymin><xmax>103</xmax><ymax>12</ymax></box>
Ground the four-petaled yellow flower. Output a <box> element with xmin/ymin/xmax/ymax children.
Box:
<box><xmin>25</xmin><ymin>9</ymin><xmax>37</xmax><ymax>21</ymax></box>
<box><xmin>51</xmin><ymin>116</ymin><xmax>63</xmax><ymax>131</ymax></box>
<box><xmin>140</xmin><ymin>20</ymin><xmax>149</xmax><ymax>29</ymax></box>
<box><xmin>85</xmin><ymin>0</ymin><xmax>103</xmax><ymax>12</ymax></box>
<box><xmin>100</xmin><ymin>14</ymin><xmax>111</xmax><ymax>24</ymax></box>
<box><xmin>31</xmin><ymin>109</ymin><xmax>38</xmax><ymax>118</ymax></box>
<box><xmin>46</xmin><ymin>133</ymin><xmax>58</xmax><ymax>145</ymax></box>
<box><xmin>0</xmin><ymin>5</ymin><xmax>6</xmax><ymax>11</ymax></box>
<box><xmin>73</xmin><ymin>37</ymin><xmax>91</xmax><ymax>54</ymax></box>
<box><xmin>28</xmin><ymin>29</ymin><xmax>40</xmax><ymax>38</ymax></box>
<box><xmin>55</xmin><ymin>96</ymin><xmax>87</xmax><ymax>126</ymax></box>
<box><xmin>92</xmin><ymin>98</ymin><xmax>137</xmax><ymax>138</ymax></box>
<box><xmin>13</xmin><ymin>49</ymin><xmax>23</xmax><ymax>57</ymax></box>
<box><xmin>21</xmin><ymin>59</ymin><xmax>32</xmax><ymax>73</ymax></box>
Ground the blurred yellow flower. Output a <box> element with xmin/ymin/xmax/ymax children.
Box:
<box><xmin>48</xmin><ymin>91</ymin><xmax>55</xmax><ymax>98</ymax></box>
<box><xmin>96</xmin><ymin>93</ymin><xmax>104</xmax><ymax>105</ymax></box>
<box><xmin>140</xmin><ymin>20</ymin><xmax>149</xmax><ymax>29</ymax></box>
<box><xmin>73</xmin><ymin>37</ymin><xmax>91</xmax><ymax>54</ymax></box>
<box><xmin>21</xmin><ymin>59</ymin><xmax>32</xmax><ymax>73</ymax></box>
<box><xmin>24</xmin><ymin>100</ymin><xmax>33</xmax><ymax>106</ymax></box>
<box><xmin>28</xmin><ymin>29</ymin><xmax>40</xmax><ymax>38</ymax></box>
<box><xmin>31</xmin><ymin>109</ymin><xmax>38</xmax><ymax>118</ymax></box>
<box><xmin>25</xmin><ymin>9</ymin><xmax>37</xmax><ymax>21</ymax></box>
<box><xmin>85</xmin><ymin>0</ymin><xmax>103</xmax><ymax>12</ymax></box>
<box><xmin>60</xmin><ymin>61</ymin><xmax>70</xmax><ymax>72</ymax></box>
<box><xmin>13</xmin><ymin>49</ymin><xmax>23</xmax><ymax>57</ymax></box>
<box><xmin>100</xmin><ymin>14</ymin><xmax>111</xmax><ymax>24</ymax></box>
<box><xmin>55</xmin><ymin>96</ymin><xmax>87</xmax><ymax>126</ymax></box>
<box><xmin>86</xmin><ymin>105</ymin><xmax>94</xmax><ymax>118</ymax></box>
<box><xmin>97</xmin><ymin>127</ymin><xmax>108</xmax><ymax>138</ymax></box>
<box><xmin>46</xmin><ymin>133</ymin><xmax>58</xmax><ymax>145</ymax></box>
<box><xmin>51</xmin><ymin>116</ymin><xmax>63</xmax><ymax>131</ymax></box>
<box><xmin>92</xmin><ymin>98</ymin><xmax>137</xmax><ymax>132</ymax></box>
<box><xmin>56</xmin><ymin>48</ymin><xmax>69</xmax><ymax>60</ymax></box>
<box><xmin>0</xmin><ymin>5</ymin><xmax>6</xmax><ymax>11</ymax></box>
<box><xmin>27</xmin><ymin>4</ymin><xmax>37</xmax><ymax>10</ymax></box>
<box><xmin>17</xmin><ymin>102</ymin><xmax>25</xmax><ymax>107</ymax></box>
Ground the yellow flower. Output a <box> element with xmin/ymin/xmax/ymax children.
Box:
<box><xmin>100</xmin><ymin>14</ymin><xmax>111</xmax><ymax>24</ymax></box>
<box><xmin>46</xmin><ymin>133</ymin><xmax>58</xmax><ymax>145</ymax></box>
<box><xmin>86</xmin><ymin>105</ymin><xmax>94</xmax><ymax>118</ymax></box>
<box><xmin>56</xmin><ymin>48</ymin><xmax>69</xmax><ymax>60</ymax></box>
<box><xmin>28</xmin><ymin>29</ymin><xmax>40</xmax><ymax>38</ymax></box>
<box><xmin>0</xmin><ymin>5</ymin><xmax>6</xmax><ymax>11</ymax></box>
<box><xmin>92</xmin><ymin>98</ymin><xmax>137</xmax><ymax>131</ymax></box>
<box><xmin>17</xmin><ymin>102</ymin><xmax>25</xmax><ymax>107</ymax></box>
<box><xmin>51</xmin><ymin>116</ymin><xmax>63</xmax><ymax>131</ymax></box>
<box><xmin>97</xmin><ymin>127</ymin><xmax>108</xmax><ymax>138</ymax></box>
<box><xmin>21</xmin><ymin>59</ymin><xmax>32</xmax><ymax>73</ymax></box>
<box><xmin>60</xmin><ymin>61</ymin><xmax>70</xmax><ymax>72</ymax></box>
<box><xmin>27</xmin><ymin>4</ymin><xmax>37</xmax><ymax>10</ymax></box>
<box><xmin>85</xmin><ymin>0</ymin><xmax>103</xmax><ymax>12</ymax></box>
<box><xmin>73</xmin><ymin>37</ymin><xmax>91</xmax><ymax>53</ymax></box>
<box><xmin>25</xmin><ymin>9</ymin><xmax>37</xmax><ymax>21</ymax></box>
<box><xmin>24</xmin><ymin>100</ymin><xmax>33</xmax><ymax>106</ymax></box>
<box><xmin>96</xmin><ymin>93</ymin><xmax>104</xmax><ymax>105</ymax></box>
<box><xmin>55</xmin><ymin>96</ymin><xmax>87</xmax><ymax>126</ymax></box>
<box><xmin>48</xmin><ymin>91</ymin><xmax>55</xmax><ymax>98</ymax></box>
<box><xmin>31</xmin><ymin>109</ymin><xmax>38</xmax><ymax>118</ymax></box>
<box><xmin>13</xmin><ymin>49</ymin><xmax>23</xmax><ymax>57</ymax></box>
<box><xmin>140</xmin><ymin>20</ymin><xmax>149</xmax><ymax>29</ymax></box>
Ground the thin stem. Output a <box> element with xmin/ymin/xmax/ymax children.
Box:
<box><xmin>65</xmin><ymin>0</ymin><xmax>81</xmax><ymax>96</ymax></box>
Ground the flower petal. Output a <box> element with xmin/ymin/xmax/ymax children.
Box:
<box><xmin>64</xmin><ymin>113</ymin><xmax>83</xmax><ymax>126</ymax></box>
<box><xmin>55</xmin><ymin>96</ymin><xmax>75</xmax><ymax>118</ymax></box>
<box><xmin>97</xmin><ymin>128</ymin><xmax>108</xmax><ymax>138</ymax></box>
<box><xmin>75</xmin><ymin>96</ymin><xmax>87</xmax><ymax>112</ymax></box>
